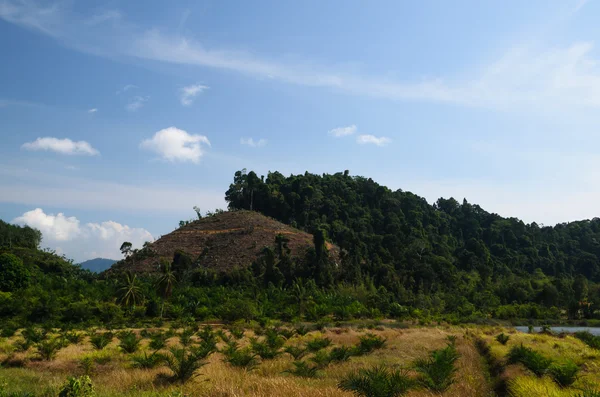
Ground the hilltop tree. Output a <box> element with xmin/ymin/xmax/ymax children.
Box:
<box><xmin>0</xmin><ymin>253</ymin><xmax>30</xmax><ymax>292</ymax></box>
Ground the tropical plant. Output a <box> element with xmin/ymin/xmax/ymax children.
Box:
<box><xmin>163</xmin><ymin>346</ymin><xmax>209</xmax><ymax>384</ymax></box>
<box><xmin>338</xmin><ymin>365</ymin><xmax>414</xmax><ymax>397</ymax></box>
<box><xmin>155</xmin><ymin>260</ymin><xmax>177</xmax><ymax>318</ymax></box>
<box><xmin>285</xmin><ymin>360</ymin><xmax>319</xmax><ymax>378</ymax></box>
<box><xmin>117</xmin><ymin>271</ymin><xmax>144</xmax><ymax>308</ymax></box>
<box><xmin>178</xmin><ymin>327</ymin><xmax>195</xmax><ymax>347</ymax></box>
<box><xmin>413</xmin><ymin>343</ymin><xmax>460</xmax><ymax>392</ymax></box>
<box><xmin>507</xmin><ymin>345</ymin><xmax>553</xmax><ymax>377</ymax></box>
<box><xmin>353</xmin><ymin>333</ymin><xmax>387</xmax><ymax>356</ymax></box>
<box><xmin>36</xmin><ymin>338</ymin><xmax>62</xmax><ymax>361</ymax></box>
<box><xmin>549</xmin><ymin>360</ymin><xmax>580</xmax><ymax>387</ymax></box>
<box><xmin>495</xmin><ymin>333</ymin><xmax>510</xmax><ymax>345</ymax></box>
<box><xmin>78</xmin><ymin>357</ymin><xmax>95</xmax><ymax>376</ymax></box>
<box><xmin>284</xmin><ymin>345</ymin><xmax>307</xmax><ymax>360</ymax></box>
<box><xmin>329</xmin><ymin>345</ymin><xmax>353</xmax><ymax>363</ymax></box>
<box><xmin>22</xmin><ymin>327</ymin><xmax>46</xmax><ymax>344</ymax></box>
<box><xmin>131</xmin><ymin>351</ymin><xmax>164</xmax><ymax>369</ymax></box>
<box><xmin>149</xmin><ymin>331</ymin><xmax>168</xmax><ymax>350</ymax></box>
<box><xmin>89</xmin><ymin>333</ymin><xmax>112</xmax><ymax>350</ymax></box>
<box><xmin>58</xmin><ymin>375</ymin><xmax>95</xmax><ymax>397</ymax></box>
<box><xmin>305</xmin><ymin>337</ymin><xmax>332</xmax><ymax>352</ymax></box>
<box><xmin>117</xmin><ymin>331</ymin><xmax>141</xmax><ymax>354</ymax></box>
<box><xmin>63</xmin><ymin>331</ymin><xmax>84</xmax><ymax>345</ymax></box>
<box><xmin>310</xmin><ymin>350</ymin><xmax>332</xmax><ymax>368</ymax></box>
<box><xmin>222</xmin><ymin>342</ymin><xmax>259</xmax><ymax>369</ymax></box>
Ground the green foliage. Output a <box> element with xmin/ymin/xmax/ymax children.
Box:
<box><xmin>284</xmin><ymin>345</ymin><xmax>307</xmax><ymax>360</ymax></box>
<box><xmin>178</xmin><ymin>327</ymin><xmax>195</xmax><ymax>347</ymax></box>
<box><xmin>163</xmin><ymin>346</ymin><xmax>210</xmax><ymax>384</ymax></box>
<box><xmin>305</xmin><ymin>336</ymin><xmax>332</xmax><ymax>352</ymax></box>
<box><xmin>574</xmin><ymin>331</ymin><xmax>600</xmax><ymax>349</ymax></box>
<box><xmin>0</xmin><ymin>253</ymin><xmax>30</xmax><ymax>292</ymax></box>
<box><xmin>131</xmin><ymin>351</ymin><xmax>164</xmax><ymax>369</ymax></box>
<box><xmin>117</xmin><ymin>331</ymin><xmax>141</xmax><ymax>354</ymax></box>
<box><xmin>285</xmin><ymin>360</ymin><xmax>319</xmax><ymax>378</ymax></box>
<box><xmin>222</xmin><ymin>342</ymin><xmax>258</xmax><ymax>369</ymax></box>
<box><xmin>78</xmin><ymin>356</ymin><xmax>95</xmax><ymax>376</ymax></box>
<box><xmin>495</xmin><ymin>333</ymin><xmax>510</xmax><ymax>345</ymax></box>
<box><xmin>338</xmin><ymin>365</ymin><xmax>414</xmax><ymax>397</ymax></box>
<box><xmin>507</xmin><ymin>345</ymin><xmax>553</xmax><ymax>377</ymax></box>
<box><xmin>250</xmin><ymin>339</ymin><xmax>281</xmax><ymax>360</ymax></box>
<box><xmin>310</xmin><ymin>350</ymin><xmax>332</xmax><ymax>368</ymax></box>
<box><xmin>575</xmin><ymin>389</ymin><xmax>600</xmax><ymax>397</ymax></box>
<box><xmin>227</xmin><ymin>327</ymin><xmax>245</xmax><ymax>339</ymax></box>
<box><xmin>352</xmin><ymin>334</ymin><xmax>387</xmax><ymax>356</ymax></box>
<box><xmin>548</xmin><ymin>360</ymin><xmax>580</xmax><ymax>387</ymax></box>
<box><xmin>22</xmin><ymin>327</ymin><xmax>46</xmax><ymax>344</ymax></box>
<box><xmin>149</xmin><ymin>331</ymin><xmax>168</xmax><ymax>350</ymax></box>
<box><xmin>58</xmin><ymin>375</ymin><xmax>95</xmax><ymax>397</ymax></box>
<box><xmin>329</xmin><ymin>345</ymin><xmax>353</xmax><ymax>363</ymax></box>
<box><xmin>89</xmin><ymin>332</ymin><xmax>112</xmax><ymax>350</ymax></box>
<box><xmin>36</xmin><ymin>338</ymin><xmax>62</xmax><ymax>361</ymax></box>
<box><xmin>413</xmin><ymin>343</ymin><xmax>460</xmax><ymax>392</ymax></box>
<box><xmin>63</xmin><ymin>331</ymin><xmax>84</xmax><ymax>345</ymax></box>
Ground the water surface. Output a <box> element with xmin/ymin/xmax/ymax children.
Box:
<box><xmin>514</xmin><ymin>326</ymin><xmax>600</xmax><ymax>335</ymax></box>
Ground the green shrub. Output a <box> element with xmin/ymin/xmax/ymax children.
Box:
<box><xmin>353</xmin><ymin>333</ymin><xmax>387</xmax><ymax>356</ymax></box>
<box><xmin>163</xmin><ymin>346</ymin><xmax>210</xmax><ymax>383</ymax></box>
<box><xmin>89</xmin><ymin>333</ymin><xmax>112</xmax><ymax>350</ymax></box>
<box><xmin>284</xmin><ymin>345</ymin><xmax>307</xmax><ymax>360</ymax></box>
<box><xmin>413</xmin><ymin>343</ymin><xmax>460</xmax><ymax>392</ymax></box>
<box><xmin>13</xmin><ymin>338</ymin><xmax>32</xmax><ymax>352</ymax></box>
<box><xmin>22</xmin><ymin>327</ymin><xmax>46</xmax><ymax>344</ymax></box>
<box><xmin>295</xmin><ymin>325</ymin><xmax>310</xmax><ymax>336</ymax></box>
<box><xmin>36</xmin><ymin>338</ymin><xmax>62</xmax><ymax>361</ymax></box>
<box><xmin>131</xmin><ymin>351</ymin><xmax>164</xmax><ymax>369</ymax></box>
<box><xmin>222</xmin><ymin>342</ymin><xmax>258</xmax><ymax>369</ymax></box>
<box><xmin>575</xmin><ymin>389</ymin><xmax>600</xmax><ymax>397</ymax></box>
<box><xmin>117</xmin><ymin>331</ymin><xmax>141</xmax><ymax>354</ymax></box>
<box><xmin>549</xmin><ymin>360</ymin><xmax>580</xmax><ymax>387</ymax></box>
<box><xmin>329</xmin><ymin>346</ymin><xmax>353</xmax><ymax>363</ymax></box>
<box><xmin>227</xmin><ymin>327</ymin><xmax>245</xmax><ymax>340</ymax></box>
<box><xmin>305</xmin><ymin>337</ymin><xmax>332</xmax><ymax>352</ymax></box>
<box><xmin>197</xmin><ymin>326</ymin><xmax>217</xmax><ymax>346</ymax></box>
<box><xmin>0</xmin><ymin>324</ymin><xmax>18</xmax><ymax>338</ymax></box>
<box><xmin>574</xmin><ymin>331</ymin><xmax>600</xmax><ymax>350</ymax></box>
<box><xmin>78</xmin><ymin>357</ymin><xmax>95</xmax><ymax>376</ymax></box>
<box><xmin>250</xmin><ymin>339</ymin><xmax>281</xmax><ymax>360</ymax></box>
<box><xmin>495</xmin><ymin>333</ymin><xmax>510</xmax><ymax>345</ymax></box>
<box><xmin>507</xmin><ymin>345</ymin><xmax>553</xmax><ymax>377</ymax></box>
<box><xmin>285</xmin><ymin>360</ymin><xmax>319</xmax><ymax>378</ymax></box>
<box><xmin>310</xmin><ymin>350</ymin><xmax>332</xmax><ymax>368</ymax></box>
<box><xmin>338</xmin><ymin>365</ymin><xmax>414</xmax><ymax>397</ymax></box>
<box><xmin>149</xmin><ymin>332</ymin><xmax>168</xmax><ymax>350</ymax></box>
<box><xmin>58</xmin><ymin>375</ymin><xmax>95</xmax><ymax>397</ymax></box>
<box><xmin>178</xmin><ymin>328</ymin><xmax>195</xmax><ymax>347</ymax></box>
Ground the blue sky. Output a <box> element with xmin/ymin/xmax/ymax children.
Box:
<box><xmin>2</xmin><ymin>0</ymin><xmax>600</xmax><ymax>261</ymax></box>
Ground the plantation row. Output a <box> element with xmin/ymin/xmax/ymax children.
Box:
<box><xmin>1</xmin><ymin>325</ymin><xmax>463</xmax><ymax>397</ymax></box>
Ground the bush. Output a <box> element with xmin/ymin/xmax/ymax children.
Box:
<box><xmin>63</xmin><ymin>331</ymin><xmax>84</xmax><ymax>345</ymax></box>
<box><xmin>36</xmin><ymin>338</ymin><xmax>62</xmax><ymax>361</ymax></box>
<box><xmin>305</xmin><ymin>337</ymin><xmax>332</xmax><ymax>352</ymax></box>
<box><xmin>22</xmin><ymin>327</ymin><xmax>46</xmax><ymax>344</ymax></box>
<box><xmin>284</xmin><ymin>345</ymin><xmax>307</xmax><ymax>360</ymax></box>
<box><xmin>222</xmin><ymin>342</ymin><xmax>258</xmax><ymax>369</ymax></box>
<box><xmin>227</xmin><ymin>327</ymin><xmax>245</xmax><ymax>340</ymax></box>
<box><xmin>413</xmin><ymin>343</ymin><xmax>460</xmax><ymax>392</ymax></box>
<box><xmin>250</xmin><ymin>339</ymin><xmax>281</xmax><ymax>360</ymax></box>
<box><xmin>353</xmin><ymin>334</ymin><xmax>387</xmax><ymax>356</ymax></box>
<box><xmin>310</xmin><ymin>350</ymin><xmax>332</xmax><ymax>368</ymax></box>
<box><xmin>117</xmin><ymin>331</ymin><xmax>141</xmax><ymax>354</ymax></box>
<box><xmin>131</xmin><ymin>351</ymin><xmax>164</xmax><ymax>369</ymax></box>
<box><xmin>178</xmin><ymin>328</ymin><xmax>195</xmax><ymax>347</ymax></box>
<box><xmin>1</xmin><ymin>323</ymin><xmax>18</xmax><ymax>338</ymax></box>
<box><xmin>285</xmin><ymin>360</ymin><xmax>319</xmax><ymax>378</ymax></box>
<box><xmin>495</xmin><ymin>333</ymin><xmax>510</xmax><ymax>345</ymax></box>
<box><xmin>329</xmin><ymin>346</ymin><xmax>353</xmax><ymax>363</ymax></box>
<box><xmin>338</xmin><ymin>365</ymin><xmax>414</xmax><ymax>397</ymax></box>
<box><xmin>89</xmin><ymin>333</ymin><xmax>112</xmax><ymax>350</ymax></box>
<box><xmin>575</xmin><ymin>389</ymin><xmax>600</xmax><ymax>397</ymax></box>
<box><xmin>574</xmin><ymin>331</ymin><xmax>600</xmax><ymax>350</ymax></box>
<box><xmin>149</xmin><ymin>331</ymin><xmax>168</xmax><ymax>350</ymax></box>
<box><xmin>549</xmin><ymin>360</ymin><xmax>580</xmax><ymax>387</ymax></box>
<box><xmin>58</xmin><ymin>375</ymin><xmax>95</xmax><ymax>397</ymax></box>
<box><xmin>507</xmin><ymin>345</ymin><xmax>553</xmax><ymax>377</ymax></box>
<box><xmin>163</xmin><ymin>346</ymin><xmax>210</xmax><ymax>383</ymax></box>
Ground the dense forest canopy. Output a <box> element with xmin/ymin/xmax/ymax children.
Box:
<box><xmin>1</xmin><ymin>169</ymin><xmax>600</xmax><ymax>329</ymax></box>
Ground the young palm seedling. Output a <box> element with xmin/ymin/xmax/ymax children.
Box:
<box><xmin>132</xmin><ymin>351</ymin><xmax>165</xmax><ymax>369</ymax></box>
<box><xmin>118</xmin><ymin>331</ymin><xmax>141</xmax><ymax>354</ymax></box>
<box><xmin>90</xmin><ymin>332</ymin><xmax>112</xmax><ymax>350</ymax></box>
<box><xmin>285</xmin><ymin>360</ymin><xmax>320</xmax><ymax>378</ymax></box>
<box><xmin>36</xmin><ymin>338</ymin><xmax>63</xmax><ymax>361</ymax></box>
<box><xmin>284</xmin><ymin>345</ymin><xmax>307</xmax><ymax>360</ymax></box>
<box><xmin>352</xmin><ymin>333</ymin><xmax>387</xmax><ymax>356</ymax></box>
<box><xmin>305</xmin><ymin>337</ymin><xmax>332</xmax><ymax>352</ymax></box>
<box><xmin>495</xmin><ymin>333</ymin><xmax>510</xmax><ymax>345</ymax></box>
<box><xmin>413</xmin><ymin>343</ymin><xmax>460</xmax><ymax>393</ymax></box>
<box><xmin>338</xmin><ymin>365</ymin><xmax>415</xmax><ymax>397</ymax></box>
<box><xmin>163</xmin><ymin>344</ymin><xmax>215</xmax><ymax>384</ymax></box>
<box><xmin>548</xmin><ymin>360</ymin><xmax>580</xmax><ymax>387</ymax></box>
<box><xmin>222</xmin><ymin>341</ymin><xmax>259</xmax><ymax>370</ymax></box>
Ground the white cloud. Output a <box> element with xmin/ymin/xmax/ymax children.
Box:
<box><xmin>126</xmin><ymin>95</ymin><xmax>148</xmax><ymax>111</ymax></box>
<box><xmin>116</xmin><ymin>84</ymin><xmax>137</xmax><ymax>95</ymax></box>
<box><xmin>356</xmin><ymin>135</ymin><xmax>391</xmax><ymax>146</ymax></box>
<box><xmin>240</xmin><ymin>137</ymin><xmax>267</xmax><ymax>147</ymax></box>
<box><xmin>22</xmin><ymin>137</ymin><xmax>99</xmax><ymax>156</ymax></box>
<box><xmin>13</xmin><ymin>208</ymin><xmax>153</xmax><ymax>261</ymax></box>
<box><xmin>180</xmin><ymin>83</ymin><xmax>208</xmax><ymax>106</ymax></box>
<box><xmin>88</xmin><ymin>108</ymin><xmax>97</xmax><ymax>113</ymax></box>
<box><xmin>140</xmin><ymin>127</ymin><xmax>210</xmax><ymax>163</ymax></box>
<box><xmin>328</xmin><ymin>125</ymin><xmax>357</xmax><ymax>137</ymax></box>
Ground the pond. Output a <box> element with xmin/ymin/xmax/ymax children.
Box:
<box><xmin>514</xmin><ymin>326</ymin><xmax>600</xmax><ymax>335</ymax></box>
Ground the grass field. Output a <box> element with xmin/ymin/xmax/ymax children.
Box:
<box><xmin>0</xmin><ymin>323</ymin><xmax>598</xmax><ymax>397</ymax></box>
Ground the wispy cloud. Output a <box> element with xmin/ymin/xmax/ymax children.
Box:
<box><xmin>180</xmin><ymin>83</ymin><xmax>208</xmax><ymax>106</ymax></box>
<box><xmin>140</xmin><ymin>127</ymin><xmax>210</xmax><ymax>163</ymax></box>
<box><xmin>2</xmin><ymin>0</ymin><xmax>600</xmax><ymax>117</ymax></box>
<box><xmin>240</xmin><ymin>137</ymin><xmax>267</xmax><ymax>148</ymax></box>
<box><xmin>328</xmin><ymin>125</ymin><xmax>357</xmax><ymax>137</ymax></box>
<box><xmin>126</xmin><ymin>95</ymin><xmax>148</xmax><ymax>111</ymax></box>
<box><xmin>22</xmin><ymin>137</ymin><xmax>100</xmax><ymax>156</ymax></box>
<box><xmin>116</xmin><ymin>84</ymin><xmax>137</xmax><ymax>95</ymax></box>
<box><xmin>356</xmin><ymin>135</ymin><xmax>391</xmax><ymax>146</ymax></box>
<box><xmin>87</xmin><ymin>108</ymin><xmax>97</xmax><ymax>113</ymax></box>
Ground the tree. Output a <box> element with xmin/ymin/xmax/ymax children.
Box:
<box><xmin>118</xmin><ymin>271</ymin><xmax>144</xmax><ymax>309</ymax></box>
<box><xmin>0</xmin><ymin>253</ymin><xmax>30</xmax><ymax>292</ymax></box>
<box><xmin>155</xmin><ymin>260</ymin><xmax>177</xmax><ymax>318</ymax></box>
<box><xmin>193</xmin><ymin>206</ymin><xmax>202</xmax><ymax>220</ymax></box>
<box><xmin>120</xmin><ymin>242</ymin><xmax>133</xmax><ymax>258</ymax></box>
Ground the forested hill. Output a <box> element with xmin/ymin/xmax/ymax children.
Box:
<box><xmin>225</xmin><ymin>169</ymin><xmax>599</xmax><ymax>314</ymax></box>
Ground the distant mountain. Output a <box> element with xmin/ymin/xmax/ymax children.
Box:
<box><xmin>79</xmin><ymin>258</ymin><xmax>116</xmax><ymax>273</ymax></box>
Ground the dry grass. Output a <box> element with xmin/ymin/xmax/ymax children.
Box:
<box><xmin>0</xmin><ymin>326</ymin><xmax>494</xmax><ymax>397</ymax></box>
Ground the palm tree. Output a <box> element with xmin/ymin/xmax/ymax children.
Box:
<box><xmin>155</xmin><ymin>260</ymin><xmax>177</xmax><ymax>318</ymax></box>
<box><xmin>118</xmin><ymin>271</ymin><xmax>144</xmax><ymax>309</ymax></box>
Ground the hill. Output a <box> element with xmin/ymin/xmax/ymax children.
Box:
<box><xmin>79</xmin><ymin>258</ymin><xmax>115</xmax><ymax>273</ymax></box>
<box><xmin>109</xmin><ymin>210</ymin><xmax>338</xmax><ymax>274</ymax></box>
